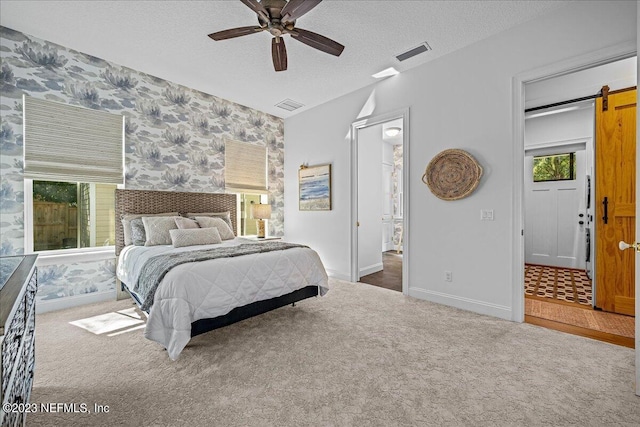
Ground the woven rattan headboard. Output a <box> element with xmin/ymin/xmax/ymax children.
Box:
<box><xmin>115</xmin><ymin>189</ymin><xmax>238</xmax><ymax>256</ymax></box>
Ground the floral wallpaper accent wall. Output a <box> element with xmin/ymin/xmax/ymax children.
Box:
<box><xmin>36</xmin><ymin>259</ymin><xmax>116</xmax><ymax>303</ymax></box>
<box><xmin>393</xmin><ymin>144</ymin><xmax>403</xmax><ymax>249</ymax></box>
<box><xmin>0</xmin><ymin>26</ymin><xmax>285</xmax><ymax>301</ymax></box>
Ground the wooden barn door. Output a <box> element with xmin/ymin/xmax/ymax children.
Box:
<box><xmin>595</xmin><ymin>87</ymin><xmax>636</xmax><ymax>316</ymax></box>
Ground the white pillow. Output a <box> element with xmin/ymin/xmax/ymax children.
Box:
<box><xmin>175</xmin><ymin>217</ymin><xmax>200</xmax><ymax>229</ymax></box>
<box><xmin>142</xmin><ymin>216</ymin><xmax>179</xmax><ymax>246</ymax></box>
<box><xmin>121</xmin><ymin>212</ymin><xmax>179</xmax><ymax>246</ymax></box>
<box><xmin>194</xmin><ymin>216</ymin><xmax>235</xmax><ymax>240</ymax></box>
<box><xmin>186</xmin><ymin>211</ymin><xmax>233</xmax><ymax>230</ymax></box>
<box><xmin>170</xmin><ymin>227</ymin><xmax>222</xmax><ymax>248</ymax></box>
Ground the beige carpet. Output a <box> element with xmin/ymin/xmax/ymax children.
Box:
<box><xmin>29</xmin><ymin>279</ymin><xmax>639</xmax><ymax>426</ymax></box>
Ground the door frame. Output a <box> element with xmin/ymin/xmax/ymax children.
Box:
<box><xmin>511</xmin><ymin>41</ymin><xmax>635</xmax><ymax>322</ymax></box>
<box><xmin>350</xmin><ymin>108</ymin><xmax>410</xmax><ymax>294</ymax></box>
<box><xmin>511</xmin><ymin>42</ymin><xmax>637</xmax><ymax>390</ymax></box>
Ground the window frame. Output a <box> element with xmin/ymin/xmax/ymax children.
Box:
<box><xmin>24</xmin><ymin>178</ymin><xmax>121</xmax><ymax>261</ymax></box>
<box><xmin>532</xmin><ymin>152</ymin><xmax>576</xmax><ymax>183</ymax></box>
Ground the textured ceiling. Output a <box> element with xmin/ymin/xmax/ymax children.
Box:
<box><xmin>0</xmin><ymin>1</ymin><xmax>569</xmax><ymax>118</ymax></box>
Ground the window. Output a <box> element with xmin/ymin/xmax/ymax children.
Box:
<box><xmin>224</xmin><ymin>139</ymin><xmax>269</xmax><ymax>236</ymax></box>
<box><xmin>23</xmin><ymin>95</ymin><xmax>124</xmax><ymax>254</ymax></box>
<box><xmin>31</xmin><ymin>181</ymin><xmax>117</xmax><ymax>251</ymax></box>
<box><xmin>238</xmin><ymin>193</ymin><xmax>268</xmax><ymax>236</ymax></box>
<box><xmin>533</xmin><ymin>153</ymin><xmax>575</xmax><ymax>182</ymax></box>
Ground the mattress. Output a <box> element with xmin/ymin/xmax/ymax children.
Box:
<box><xmin>116</xmin><ymin>238</ymin><xmax>329</xmax><ymax>359</ymax></box>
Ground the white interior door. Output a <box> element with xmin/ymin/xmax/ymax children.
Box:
<box><xmin>525</xmin><ymin>150</ymin><xmax>586</xmax><ymax>268</ymax></box>
<box><xmin>357</xmin><ymin>125</ymin><xmax>383</xmax><ymax>278</ymax></box>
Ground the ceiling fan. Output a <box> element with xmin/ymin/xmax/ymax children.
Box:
<box><xmin>208</xmin><ymin>0</ymin><xmax>344</xmax><ymax>72</ymax></box>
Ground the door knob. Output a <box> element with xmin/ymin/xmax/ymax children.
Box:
<box><xmin>619</xmin><ymin>241</ymin><xmax>640</xmax><ymax>252</ymax></box>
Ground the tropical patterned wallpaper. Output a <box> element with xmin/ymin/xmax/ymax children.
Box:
<box><xmin>0</xmin><ymin>26</ymin><xmax>285</xmax><ymax>302</ymax></box>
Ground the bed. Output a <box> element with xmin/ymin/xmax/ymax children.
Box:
<box><xmin>114</xmin><ymin>189</ymin><xmax>329</xmax><ymax>360</ymax></box>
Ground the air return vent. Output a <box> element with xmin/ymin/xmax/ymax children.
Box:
<box><xmin>396</xmin><ymin>42</ymin><xmax>432</xmax><ymax>62</ymax></box>
<box><xmin>275</xmin><ymin>99</ymin><xmax>304</xmax><ymax>111</ymax></box>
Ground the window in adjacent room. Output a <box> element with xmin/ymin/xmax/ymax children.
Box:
<box><xmin>532</xmin><ymin>153</ymin><xmax>575</xmax><ymax>182</ymax></box>
<box><xmin>23</xmin><ymin>95</ymin><xmax>124</xmax><ymax>254</ymax></box>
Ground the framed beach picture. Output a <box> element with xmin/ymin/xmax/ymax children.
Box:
<box><xmin>299</xmin><ymin>164</ymin><xmax>331</xmax><ymax>211</ymax></box>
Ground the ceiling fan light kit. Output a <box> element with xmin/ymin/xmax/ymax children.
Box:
<box><xmin>208</xmin><ymin>0</ymin><xmax>344</xmax><ymax>72</ymax></box>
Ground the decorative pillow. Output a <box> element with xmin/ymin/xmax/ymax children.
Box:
<box><xmin>175</xmin><ymin>217</ymin><xmax>200</xmax><ymax>229</ymax></box>
<box><xmin>130</xmin><ymin>218</ymin><xmax>147</xmax><ymax>246</ymax></box>
<box><xmin>186</xmin><ymin>211</ymin><xmax>233</xmax><ymax>230</ymax></box>
<box><xmin>142</xmin><ymin>216</ymin><xmax>179</xmax><ymax>246</ymax></box>
<box><xmin>170</xmin><ymin>227</ymin><xmax>222</xmax><ymax>248</ymax></box>
<box><xmin>121</xmin><ymin>212</ymin><xmax>179</xmax><ymax>246</ymax></box>
<box><xmin>194</xmin><ymin>216</ymin><xmax>235</xmax><ymax>240</ymax></box>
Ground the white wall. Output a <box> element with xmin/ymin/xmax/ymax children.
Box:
<box><xmin>284</xmin><ymin>1</ymin><xmax>637</xmax><ymax>319</ymax></box>
<box><xmin>525</xmin><ymin>56</ymin><xmax>637</xmax><ymax>110</ymax></box>
<box><xmin>525</xmin><ymin>107</ymin><xmax>594</xmax><ymax>147</ymax></box>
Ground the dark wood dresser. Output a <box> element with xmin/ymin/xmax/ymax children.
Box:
<box><xmin>0</xmin><ymin>255</ymin><xmax>38</xmax><ymax>427</ymax></box>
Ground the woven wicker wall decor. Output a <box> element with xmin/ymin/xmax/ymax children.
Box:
<box><xmin>422</xmin><ymin>149</ymin><xmax>483</xmax><ymax>200</ymax></box>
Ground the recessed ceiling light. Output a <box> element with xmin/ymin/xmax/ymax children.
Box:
<box><xmin>372</xmin><ymin>67</ymin><xmax>399</xmax><ymax>79</ymax></box>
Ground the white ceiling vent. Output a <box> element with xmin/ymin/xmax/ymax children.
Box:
<box><xmin>395</xmin><ymin>42</ymin><xmax>432</xmax><ymax>62</ymax></box>
<box><xmin>275</xmin><ymin>99</ymin><xmax>305</xmax><ymax>112</ymax></box>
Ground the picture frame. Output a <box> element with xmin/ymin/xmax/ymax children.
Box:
<box><xmin>299</xmin><ymin>164</ymin><xmax>331</xmax><ymax>211</ymax></box>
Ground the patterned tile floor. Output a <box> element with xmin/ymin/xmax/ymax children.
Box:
<box><xmin>524</xmin><ymin>264</ymin><xmax>592</xmax><ymax>306</ymax></box>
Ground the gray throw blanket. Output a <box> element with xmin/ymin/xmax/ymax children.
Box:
<box><xmin>134</xmin><ymin>241</ymin><xmax>307</xmax><ymax>311</ymax></box>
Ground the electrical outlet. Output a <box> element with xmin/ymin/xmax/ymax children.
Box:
<box><xmin>444</xmin><ymin>271</ymin><xmax>452</xmax><ymax>282</ymax></box>
<box><xmin>480</xmin><ymin>209</ymin><xmax>494</xmax><ymax>221</ymax></box>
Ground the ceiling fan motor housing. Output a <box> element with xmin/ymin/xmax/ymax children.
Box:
<box><xmin>209</xmin><ymin>0</ymin><xmax>344</xmax><ymax>72</ymax></box>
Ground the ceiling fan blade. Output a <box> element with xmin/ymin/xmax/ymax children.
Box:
<box><xmin>281</xmin><ymin>0</ymin><xmax>322</xmax><ymax>22</ymax></box>
<box><xmin>289</xmin><ymin>28</ymin><xmax>344</xmax><ymax>56</ymax></box>
<box><xmin>208</xmin><ymin>26</ymin><xmax>264</xmax><ymax>41</ymax></box>
<box><xmin>240</xmin><ymin>0</ymin><xmax>270</xmax><ymax>21</ymax></box>
<box><xmin>272</xmin><ymin>37</ymin><xmax>288</xmax><ymax>72</ymax></box>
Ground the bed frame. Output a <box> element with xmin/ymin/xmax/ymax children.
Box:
<box><xmin>114</xmin><ymin>189</ymin><xmax>319</xmax><ymax>338</ymax></box>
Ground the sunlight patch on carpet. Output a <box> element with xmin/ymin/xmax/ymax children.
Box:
<box><xmin>117</xmin><ymin>307</ymin><xmax>144</xmax><ymax>320</ymax></box>
<box><xmin>69</xmin><ymin>312</ymin><xmax>144</xmax><ymax>335</ymax></box>
<box><xmin>107</xmin><ymin>324</ymin><xmax>146</xmax><ymax>337</ymax></box>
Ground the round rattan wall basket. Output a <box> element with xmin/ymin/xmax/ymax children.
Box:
<box><xmin>422</xmin><ymin>149</ymin><xmax>483</xmax><ymax>201</ymax></box>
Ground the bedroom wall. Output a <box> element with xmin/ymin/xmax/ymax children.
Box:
<box><xmin>0</xmin><ymin>26</ymin><xmax>285</xmax><ymax>308</ymax></box>
<box><xmin>284</xmin><ymin>0</ymin><xmax>637</xmax><ymax>319</ymax></box>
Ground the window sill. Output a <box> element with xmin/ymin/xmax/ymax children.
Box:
<box><xmin>33</xmin><ymin>246</ymin><xmax>116</xmax><ymax>266</ymax></box>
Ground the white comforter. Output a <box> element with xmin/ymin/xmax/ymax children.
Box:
<box><xmin>116</xmin><ymin>238</ymin><xmax>329</xmax><ymax>360</ymax></box>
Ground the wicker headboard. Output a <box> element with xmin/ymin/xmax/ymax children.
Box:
<box><xmin>115</xmin><ymin>189</ymin><xmax>238</xmax><ymax>256</ymax></box>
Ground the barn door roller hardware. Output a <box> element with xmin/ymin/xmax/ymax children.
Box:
<box><xmin>600</xmin><ymin>85</ymin><xmax>609</xmax><ymax>112</ymax></box>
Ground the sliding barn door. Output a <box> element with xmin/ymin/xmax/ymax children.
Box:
<box><xmin>595</xmin><ymin>88</ymin><xmax>636</xmax><ymax>315</ymax></box>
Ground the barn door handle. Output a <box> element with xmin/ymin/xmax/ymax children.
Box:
<box><xmin>602</xmin><ymin>197</ymin><xmax>608</xmax><ymax>224</ymax></box>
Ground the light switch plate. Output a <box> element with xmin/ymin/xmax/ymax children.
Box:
<box><xmin>480</xmin><ymin>209</ymin><xmax>494</xmax><ymax>221</ymax></box>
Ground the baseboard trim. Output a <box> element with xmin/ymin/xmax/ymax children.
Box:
<box><xmin>359</xmin><ymin>262</ymin><xmax>383</xmax><ymax>277</ymax></box>
<box><xmin>525</xmin><ymin>315</ymin><xmax>634</xmax><ymax>348</ymax></box>
<box><xmin>36</xmin><ymin>290</ymin><xmax>116</xmax><ymax>314</ymax></box>
<box><xmin>325</xmin><ymin>269</ymin><xmax>351</xmax><ymax>281</ymax></box>
<box><xmin>409</xmin><ymin>287</ymin><xmax>513</xmax><ymax>321</ymax></box>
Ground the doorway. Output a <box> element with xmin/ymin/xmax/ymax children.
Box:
<box><xmin>356</xmin><ymin>119</ymin><xmax>404</xmax><ymax>292</ymax></box>
<box><xmin>350</xmin><ymin>109</ymin><xmax>410</xmax><ymax>295</ymax></box>
<box><xmin>521</xmin><ymin>56</ymin><xmax>637</xmax><ymax>346</ymax></box>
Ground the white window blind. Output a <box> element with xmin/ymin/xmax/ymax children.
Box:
<box><xmin>224</xmin><ymin>140</ymin><xmax>268</xmax><ymax>193</ymax></box>
<box><xmin>23</xmin><ymin>95</ymin><xmax>124</xmax><ymax>184</ymax></box>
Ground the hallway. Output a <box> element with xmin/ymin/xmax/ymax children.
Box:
<box><xmin>359</xmin><ymin>251</ymin><xmax>402</xmax><ymax>292</ymax></box>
